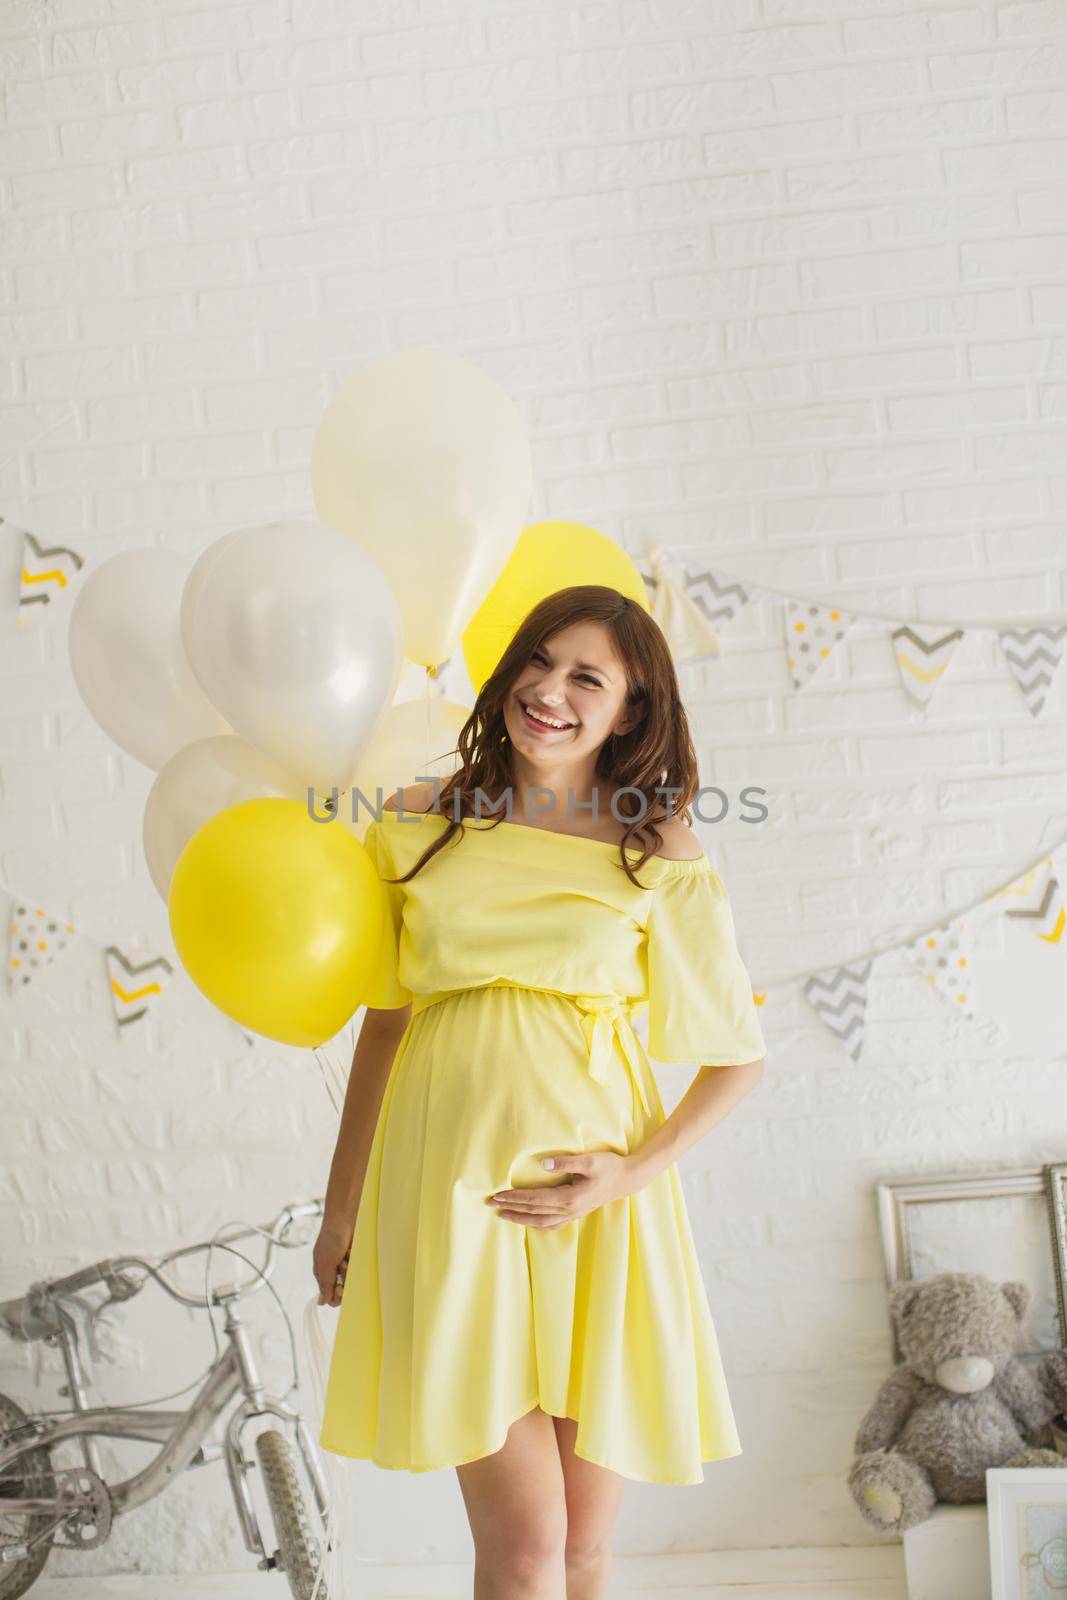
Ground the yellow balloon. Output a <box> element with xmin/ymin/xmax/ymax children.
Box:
<box><xmin>461</xmin><ymin>520</ymin><xmax>651</xmax><ymax>695</ymax></box>
<box><xmin>169</xmin><ymin>797</ymin><xmax>387</xmax><ymax>1047</ymax></box>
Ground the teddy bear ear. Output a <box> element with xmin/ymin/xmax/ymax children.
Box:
<box><xmin>1001</xmin><ymin>1280</ymin><xmax>1031</xmax><ymax>1322</ymax></box>
<box><xmin>889</xmin><ymin>1280</ymin><xmax>923</xmax><ymax>1327</ymax></box>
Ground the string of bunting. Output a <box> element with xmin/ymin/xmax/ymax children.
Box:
<box><xmin>4</xmin><ymin>833</ymin><xmax>1063</xmax><ymax>1067</ymax></box>
<box><xmin>636</xmin><ymin>541</ymin><xmax>1067</xmax><ymax>718</ymax></box>
<box><xmin>10</xmin><ymin>519</ymin><xmax>1067</xmax><ymax>720</ymax></box>
<box><xmin>794</xmin><ymin>839</ymin><xmax>1066</xmax><ymax>1066</ymax></box>
<box><xmin>4</xmin><ymin>519</ymin><xmax>1065</xmax><ymax>1062</ymax></box>
<box><xmin>1</xmin><ymin>879</ymin><xmax>257</xmax><ymax>1049</ymax></box>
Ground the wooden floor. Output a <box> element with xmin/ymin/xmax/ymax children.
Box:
<box><xmin>35</xmin><ymin>1544</ymin><xmax>906</xmax><ymax>1598</ymax></box>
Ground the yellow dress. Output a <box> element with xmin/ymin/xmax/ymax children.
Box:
<box><xmin>318</xmin><ymin>809</ymin><xmax>766</xmax><ymax>1486</ymax></box>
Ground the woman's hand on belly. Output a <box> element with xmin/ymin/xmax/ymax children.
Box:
<box><xmin>487</xmin><ymin>1150</ymin><xmax>636</xmax><ymax>1227</ymax></box>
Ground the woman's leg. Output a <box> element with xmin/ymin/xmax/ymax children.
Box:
<box><xmin>455</xmin><ymin>1405</ymin><xmax>569</xmax><ymax>1600</ymax></box>
<box><xmin>552</xmin><ymin>1415</ymin><xmax>625</xmax><ymax>1600</ymax></box>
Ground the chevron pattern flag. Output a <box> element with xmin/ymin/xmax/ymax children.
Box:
<box><xmin>15</xmin><ymin>526</ymin><xmax>86</xmax><ymax>627</ymax></box>
<box><xmin>998</xmin><ymin>625</ymin><xmax>1067</xmax><ymax>719</ymax></box>
<box><xmin>104</xmin><ymin>945</ymin><xmax>175</xmax><ymax>1031</ymax></box>
<box><xmin>6</xmin><ymin>895</ymin><xmax>76</xmax><ymax>992</ymax></box>
<box><xmin>783</xmin><ymin>599</ymin><xmax>857</xmax><ymax>690</ymax></box>
<box><xmin>890</xmin><ymin>621</ymin><xmax>966</xmax><ymax>708</ymax></box>
<box><xmin>988</xmin><ymin>853</ymin><xmax>1066</xmax><ymax>944</ymax></box>
<box><xmin>675</xmin><ymin>559</ymin><xmax>752</xmax><ymax>635</ymax></box>
<box><xmin>902</xmin><ymin>915</ymin><xmax>976</xmax><ymax>1016</ymax></box>
<box><xmin>802</xmin><ymin>959</ymin><xmax>873</xmax><ymax>1063</ymax></box>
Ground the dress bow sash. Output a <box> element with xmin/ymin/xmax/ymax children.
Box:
<box><xmin>571</xmin><ymin>994</ymin><xmax>653</xmax><ymax>1119</ymax></box>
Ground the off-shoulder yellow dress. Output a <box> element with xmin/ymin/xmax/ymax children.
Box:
<box><xmin>318</xmin><ymin>809</ymin><xmax>766</xmax><ymax>1486</ymax></box>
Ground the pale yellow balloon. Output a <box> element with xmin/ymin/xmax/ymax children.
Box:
<box><xmin>311</xmin><ymin>348</ymin><xmax>532</xmax><ymax>670</ymax></box>
<box><xmin>461</xmin><ymin>520</ymin><xmax>651</xmax><ymax>695</ymax></box>
<box><xmin>338</xmin><ymin>698</ymin><xmax>473</xmax><ymax>842</ymax></box>
<box><xmin>168</xmin><ymin>797</ymin><xmax>387</xmax><ymax>1048</ymax></box>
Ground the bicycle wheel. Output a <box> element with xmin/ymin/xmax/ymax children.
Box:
<box><xmin>0</xmin><ymin>1393</ymin><xmax>58</xmax><ymax>1600</ymax></box>
<box><xmin>254</xmin><ymin>1428</ymin><xmax>328</xmax><ymax>1600</ymax></box>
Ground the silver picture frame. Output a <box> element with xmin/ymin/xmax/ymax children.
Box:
<box><xmin>1044</xmin><ymin>1162</ymin><xmax>1067</xmax><ymax>1351</ymax></box>
<box><xmin>876</xmin><ymin>1168</ymin><xmax>1061</xmax><ymax>1363</ymax></box>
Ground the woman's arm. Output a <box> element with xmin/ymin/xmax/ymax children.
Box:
<box><xmin>314</xmin><ymin>1003</ymin><xmax>411</xmax><ymax>1305</ymax></box>
<box><xmin>489</xmin><ymin>1057</ymin><xmax>765</xmax><ymax>1226</ymax></box>
<box><xmin>626</xmin><ymin>1058</ymin><xmax>764</xmax><ymax>1191</ymax></box>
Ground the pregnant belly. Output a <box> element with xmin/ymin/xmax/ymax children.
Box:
<box><xmin>381</xmin><ymin>984</ymin><xmax>646</xmax><ymax>1198</ymax></box>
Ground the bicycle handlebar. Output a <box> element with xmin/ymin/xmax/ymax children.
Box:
<box><xmin>42</xmin><ymin>1197</ymin><xmax>326</xmax><ymax>1310</ymax></box>
<box><xmin>42</xmin><ymin>1258</ymin><xmax>122</xmax><ymax>1296</ymax></box>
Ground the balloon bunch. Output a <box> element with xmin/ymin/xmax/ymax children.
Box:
<box><xmin>67</xmin><ymin>347</ymin><xmax>650</xmax><ymax>1048</ymax></box>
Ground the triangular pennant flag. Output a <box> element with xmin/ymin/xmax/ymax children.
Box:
<box><xmin>998</xmin><ymin>626</ymin><xmax>1067</xmax><ymax>719</ymax></box>
<box><xmin>675</xmin><ymin>559</ymin><xmax>752</xmax><ymax>635</ymax></box>
<box><xmin>988</xmin><ymin>853</ymin><xmax>1053</xmax><ymax>908</ymax></box>
<box><xmin>6</xmin><ymin>895</ymin><xmax>76</xmax><ymax>991</ymax></box>
<box><xmin>104</xmin><ymin>945</ymin><xmax>174</xmax><ymax>1031</ymax></box>
<box><xmin>802</xmin><ymin>959</ymin><xmax>873</xmax><ymax>1063</ymax></box>
<box><xmin>638</xmin><ymin>546</ymin><xmax>721</xmax><ymax>666</ymax></box>
<box><xmin>783</xmin><ymin>599</ymin><xmax>857</xmax><ymax>690</ymax></box>
<box><xmin>902</xmin><ymin>916</ymin><xmax>976</xmax><ymax>1016</ymax></box>
<box><xmin>890</xmin><ymin>621</ymin><xmax>966</xmax><ymax>708</ymax></box>
<box><xmin>988</xmin><ymin>854</ymin><xmax>1066</xmax><ymax>944</ymax></box>
<box><xmin>15</xmin><ymin>526</ymin><xmax>87</xmax><ymax>627</ymax></box>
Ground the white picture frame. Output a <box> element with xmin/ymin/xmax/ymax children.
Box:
<box><xmin>987</xmin><ymin>1467</ymin><xmax>1067</xmax><ymax>1599</ymax></box>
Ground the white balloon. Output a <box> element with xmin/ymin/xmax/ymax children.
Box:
<box><xmin>311</xmin><ymin>347</ymin><xmax>531</xmax><ymax>670</ymax></box>
<box><xmin>68</xmin><ymin>548</ymin><xmax>231</xmax><ymax>773</ymax></box>
<box><xmin>180</xmin><ymin>519</ymin><xmax>403</xmax><ymax>793</ymax></box>
<box><xmin>337</xmin><ymin>698</ymin><xmax>472</xmax><ymax>841</ymax></box>
<box><xmin>143</xmin><ymin>734</ymin><xmax>310</xmax><ymax>903</ymax></box>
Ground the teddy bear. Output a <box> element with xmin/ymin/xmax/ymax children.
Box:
<box><xmin>848</xmin><ymin>1271</ymin><xmax>1064</xmax><ymax>1534</ymax></box>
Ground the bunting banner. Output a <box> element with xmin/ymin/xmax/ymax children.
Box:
<box><xmin>796</xmin><ymin>839</ymin><xmax>1067</xmax><ymax>1063</ymax></box>
<box><xmin>635</xmin><ymin>544</ymin><xmax>721</xmax><ymax>666</ymax></box>
<box><xmin>900</xmin><ymin>913</ymin><xmax>978</xmax><ymax>1018</ymax></box>
<box><xmin>3</xmin><ymin>516</ymin><xmax>1065</xmax><ymax>1061</ymax></box>
<box><xmin>105</xmin><ymin>945</ymin><xmax>175</xmax><ymax>1030</ymax></box>
<box><xmin>641</xmin><ymin>545</ymin><xmax>1067</xmax><ymax>719</ymax></box>
<box><xmin>4</xmin><ymin>833</ymin><xmax>1065</xmax><ymax>1065</ymax></box>
<box><xmin>2</xmin><ymin>880</ymin><xmax>257</xmax><ymax>1047</ymax></box>
<box><xmin>13</xmin><ymin>524</ymin><xmax>88</xmax><ymax>626</ymax></box>
<box><xmin>997</xmin><ymin>626</ymin><xmax>1067</xmax><ymax>720</ymax></box>
<box><xmin>891</xmin><ymin>622</ymin><xmax>966</xmax><ymax>708</ymax></box>
<box><xmin>7</xmin><ymin>900</ymin><xmax>75</xmax><ymax>989</ymax></box>
<box><xmin>989</xmin><ymin>854</ymin><xmax>1066</xmax><ymax>945</ymax></box>
<box><xmin>802</xmin><ymin>959</ymin><xmax>873</xmax><ymax>1064</ymax></box>
<box><xmin>783</xmin><ymin>599</ymin><xmax>857</xmax><ymax>690</ymax></box>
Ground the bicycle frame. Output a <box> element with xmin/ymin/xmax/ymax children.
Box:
<box><xmin>0</xmin><ymin>1203</ymin><xmax>330</xmax><ymax>1564</ymax></box>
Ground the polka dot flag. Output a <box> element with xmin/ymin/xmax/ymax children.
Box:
<box><xmin>902</xmin><ymin>915</ymin><xmax>977</xmax><ymax>1017</ymax></box>
<box><xmin>7</xmin><ymin>901</ymin><xmax>75</xmax><ymax>992</ymax></box>
<box><xmin>783</xmin><ymin>599</ymin><xmax>857</xmax><ymax>690</ymax></box>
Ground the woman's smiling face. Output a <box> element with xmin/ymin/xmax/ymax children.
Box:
<box><xmin>505</xmin><ymin>620</ymin><xmax>639</xmax><ymax>762</ymax></box>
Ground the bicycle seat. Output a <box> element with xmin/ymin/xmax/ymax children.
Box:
<box><xmin>0</xmin><ymin>1292</ymin><xmax>58</xmax><ymax>1343</ymax></box>
<box><xmin>0</xmin><ymin>1266</ymin><xmax>142</xmax><ymax>1344</ymax></box>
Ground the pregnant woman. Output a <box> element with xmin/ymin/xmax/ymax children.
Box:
<box><xmin>314</xmin><ymin>583</ymin><xmax>767</xmax><ymax>1600</ymax></box>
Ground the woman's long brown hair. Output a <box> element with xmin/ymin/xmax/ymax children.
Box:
<box><xmin>379</xmin><ymin>583</ymin><xmax>701</xmax><ymax>891</ymax></box>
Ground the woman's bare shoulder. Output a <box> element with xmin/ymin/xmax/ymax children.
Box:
<box><xmin>383</xmin><ymin>781</ymin><xmax>439</xmax><ymax>816</ymax></box>
<box><xmin>652</xmin><ymin>817</ymin><xmax>706</xmax><ymax>861</ymax></box>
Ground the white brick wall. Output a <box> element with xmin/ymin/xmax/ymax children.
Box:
<box><xmin>2</xmin><ymin>0</ymin><xmax>1067</xmax><ymax>1577</ymax></box>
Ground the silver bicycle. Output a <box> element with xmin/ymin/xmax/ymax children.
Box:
<box><xmin>0</xmin><ymin>1197</ymin><xmax>331</xmax><ymax>1600</ymax></box>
